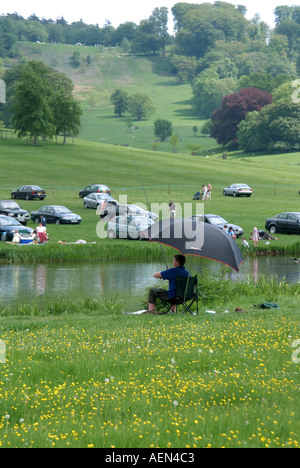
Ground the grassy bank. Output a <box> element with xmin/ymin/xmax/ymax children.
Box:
<box><xmin>0</xmin><ymin>286</ymin><xmax>300</xmax><ymax>448</ymax></box>
<box><xmin>1</xmin><ymin>239</ymin><xmax>300</xmax><ymax>266</ymax></box>
<box><xmin>0</xmin><ymin>271</ymin><xmax>299</xmax><ymax>316</ymax></box>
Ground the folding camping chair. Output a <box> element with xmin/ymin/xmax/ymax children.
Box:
<box><xmin>161</xmin><ymin>275</ymin><xmax>199</xmax><ymax>315</ymax></box>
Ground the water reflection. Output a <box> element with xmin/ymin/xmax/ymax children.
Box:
<box><xmin>0</xmin><ymin>257</ymin><xmax>299</xmax><ymax>311</ymax></box>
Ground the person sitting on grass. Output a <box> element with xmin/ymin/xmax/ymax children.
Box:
<box><xmin>35</xmin><ymin>223</ymin><xmax>49</xmax><ymax>244</ymax></box>
<box><xmin>148</xmin><ymin>254</ymin><xmax>190</xmax><ymax>315</ymax></box>
<box><xmin>12</xmin><ymin>230</ymin><xmax>21</xmax><ymax>244</ymax></box>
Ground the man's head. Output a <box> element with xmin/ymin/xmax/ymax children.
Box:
<box><xmin>173</xmin><ymin>254</ymin><xmax>186</xmax><ymax>267</ymax></box>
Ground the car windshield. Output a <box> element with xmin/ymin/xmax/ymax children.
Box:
<box><xmin>0</xmin><ymin>201</ymin><xmax>20</xmax><ymax>209</ymax></box>
<box><xmin>0</xmin><ymin>217</ymin><xmax>21</xmax><ymax>226</ymax></box>
<box><xmin>209</xmin><ymin>216</ymin><xmax>227</xmax><ymax>225</ymax></box>
<box><xmin>128</xmin><ymin>205</ymin><xmax>145</xmax><ymax>211</ymax></box>
<box><xmin>54</xmin><ymin>207</ymin><xmax>72</xmax><ymax>214</ymax></box>
<box><xmin>95</xmin><ymin>194</ymin><xmax>111</xmax><ymax>199</ymax></box>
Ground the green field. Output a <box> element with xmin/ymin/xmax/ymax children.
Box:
<box><xmin>1</xmin><ymin>43</ymin><xmax>300</xmax><ymax>449</ymax></box>
<box><xmin>0</xmin><ymin>138</ymin><xmax>299</xmax><ymax>261</ymax></box>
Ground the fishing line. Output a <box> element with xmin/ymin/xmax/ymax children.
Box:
<box><xmin>130</xmin><ymin>150</ymin><xmax>169</xmax><ymax>269</ymax></box>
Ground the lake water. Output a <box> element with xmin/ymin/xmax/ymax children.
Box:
<box><xmin>0</xmin><ymin>257</ymin><xmax>299</xmax><ymax>312</ymax></box>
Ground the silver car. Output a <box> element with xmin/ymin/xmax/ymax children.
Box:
<box><xmin>107</xmin><ymin>215</ymin><xmax>154</xmax><ymax>240</ymax></box>
<box><xmin>223</xmin><ymin>184</ymin><xmax>253</xmax><ymax>197</ymax></box>
<box><xmin>83</xmin><ymin>193</ymin><xmax>118</xmax><ymax>209</ymax></box>
<box><xmin>106</xmin><ymin>204</ymin><xmax>158</xmax><ymax>222</ymax></box>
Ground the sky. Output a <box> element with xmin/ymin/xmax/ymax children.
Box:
<box><xmin>0</xmin><ymin>1</ymin><xmax>298</xmax><ymax>31</ymax></box>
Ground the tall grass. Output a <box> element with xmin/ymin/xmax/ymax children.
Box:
<box><xmin>0</xmin><ymin>241</ymin><xmax>168</xmax><ymax>264</ymax></box>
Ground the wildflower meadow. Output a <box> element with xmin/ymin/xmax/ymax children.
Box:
<box><xmin>1</xmin><ymin>302</ymin><xmax>300</xmax><ymax>448</ymax></box>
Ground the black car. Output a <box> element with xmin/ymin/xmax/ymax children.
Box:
<box><xmin>0</xmin><ymin>200</ymin><xmax>30</xmax><ymax>225</ymax></box>
<box><xmin>265</xmin><ymin>212</ymin><xmax>300</xmax><ymax>234</ymax></box>
<box><xmin>0</xmin><ymin>215</ymin><xmax>34</xmax><ymax>241</ymax></box>
<box><xmin>11</xmin><ymin>185</ymin><xmax>46</xmax><ymax>201</ymax></box>
<box><xmin>79</xmin><ymin>184</ymin><xmax>111</xmax><ymax>198</ymax></box>
<box><xmin>30</xmin><ymin>206</ymin><xmax>82</xmax><ymax>225</ymax></box>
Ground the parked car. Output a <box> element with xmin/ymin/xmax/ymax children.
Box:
<box><xmin>265</xmin><ymin>212</ymin><xmax>300</xmax><ymax>234</ymax></box>
<box><xmin>223</xmin><ymin>184</ymin><xmax>253</xmax><ymax>197</ymax></box>
<box><xmin>107</xmin><ymin>215</ymin><xmax>154</xmax><ymax>240</ymax></box>
<box><xmin>11</xmin><ymin>185</ymin><xmax>46</xmax><ymax>201</ymax></box>
<box><xmin>0</xmin><ymin>215</ymin><xmax>34</xmax><ymax>241</ymax></box>
<box><xmin>83</xmin><ymin>193</ymin><xmax>118</xmax><ymax>209</ymax></box>
<box><xmin>106</xmin><ymin>204</ymin><xmax>158</xmax><ymax>222</ymax></box>
<box><xmin>30</xmin><ymin>206</ymin><xmax>81</xmax><ymax>225</ymax></box>
<box><xmin>0</xmin><ymin>200</ymin><xmax>30</xmax><ymax>225</ymax></box>
<box><xmin>191</xmin><ymin>214</ymin><xmax>244</xmax><ymax>238</ymax></box>
<box><xmin>79</xmin><ymin>184</ymin><xmax>111</xmax><ymax>198</ymax></box>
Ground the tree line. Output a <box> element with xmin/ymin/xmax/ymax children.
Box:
<box><xmin>1</xmin><ymin>2</ymin><xmax>300</xmax><ymax>152</ymax></box>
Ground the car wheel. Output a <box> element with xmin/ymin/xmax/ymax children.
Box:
<box><xmin>84</xmin><ymin>202</ymin><xmax>88</xmax><ymax>208</ymax></box>
<box><xmin>223</xmin><ymin>191</ymin><xmax>227</xmax><ymax>196</ymax></box>
<box><xmin>11</xmin><ymin>194</ymin><xmax>15</xmax><ymax>199</ymax></box>
<box><xmin>26</xmin><ymin>195</ymin><xmax>30</xmax><ymax>201</ymax></box>
<box><xmin>34</xmin><ymin>217</ymin><xmax>40</xmax><ymax>224</ymax></box>
<box><xmin>269</xmin><ymin>225</ymin><xmax>277</xmax><ymax>234</ymax></box>
<box><xmin>55</xmin><ymin>219</ymin><xmax>61</xmax><ymax>225</ymax></box>
<box><xmin>107</xmin><ymin>230</ymin><xmax>116</xmax><ymax>239</ymax></box>
<box><xmin>233</xmin><ymin>192</ymin><xmax>237</xmax><ymax>197</ymax></box>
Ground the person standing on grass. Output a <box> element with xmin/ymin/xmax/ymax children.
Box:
<box><xmin>148</xmin><ymin>255</ymin><xmax>190</xmax><ymax>315</ymax></box>
<box><xmin>206</xmin><ymin>182</ymin><xmax>212</xmax><ymax>200</ymax></box>
<box><xmin>169</xmin><ymin>200</ymin><xmax>176</xmax><ymax>219</ymax></box>
<box><xmin>201</xmin><ymin>184</ymin><xmax>207</xmax><ymax>200</ymax></box>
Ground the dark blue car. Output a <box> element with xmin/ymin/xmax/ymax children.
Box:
<box><xmin>30</xmin><ymin>206</ymin><xmax>81</xmax><ymax>225</ymax></box>
<box><xmin>0</xmin><ymin>215</ymin><xmax>34</xmax><ymax>241</ymax></box>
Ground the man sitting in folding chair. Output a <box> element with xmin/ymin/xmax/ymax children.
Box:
<box><xmin>148</xmin><ymin>254</ymin><xmax>197</xmax><ymax>315</ymax></box>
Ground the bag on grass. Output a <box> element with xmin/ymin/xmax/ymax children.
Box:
<box><xmin>255</xmin><ymin>302</ymin><xmax>280</xmax><ymax>309</ymax></box>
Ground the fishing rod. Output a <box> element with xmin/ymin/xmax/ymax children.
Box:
<box><xmin>131</xmin><ymin>150</ymin><xmax>169</xmax><ymax>269</ymax></box>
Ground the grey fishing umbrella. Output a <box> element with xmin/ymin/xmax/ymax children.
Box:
<box><xmin>144</xmin><ymin>218</ymin><xmax>244</xmax><ymax>272</ymax></box>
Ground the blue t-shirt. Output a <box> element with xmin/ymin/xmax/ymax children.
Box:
<box><xmin>161</xmin><ymin>265</ymin><xmax>190</xmax><ymax>299</ymax></box>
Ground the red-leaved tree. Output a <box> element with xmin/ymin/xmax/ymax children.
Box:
<box><xmin>211</xmin><ymin>87</ymin><xmax>272</xmax><ymax>147</ymax></box>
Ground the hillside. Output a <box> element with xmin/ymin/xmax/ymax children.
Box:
<box><xmin>3</xmin><ymin>41</ymin><xmax>219</xmax><ymax>154</ymax></box>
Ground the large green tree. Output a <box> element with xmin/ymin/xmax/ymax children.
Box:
<box><xmin>12</xmin><ymin>61</ymin><xmax>55</xmax><ymax>144</ymax></box>
<box><xmin>238</xmin><ymin>90</ymin><xmax>300</xmax><ymax>153</ymax></box>
<box><xmin>52</xmin><ymin>91</ymin><xmax>82</xmax><ymax>144</ymax></box>
<box><xmin>110</xmin><ymin>89</ymin><xmax>129</xmax><ymax>117</ymax></box>
<box><xmin>128</xmin><ymin>94</ymin><xmax>155</xmax><ymax>121</ymax></box>
<box><xmin>154</xmin><ymin>119</ymin><xmax>172</xmax><ymax>141</ymax></box>
<box><xmin>11</xmin><ymin>61</ymin><xmax>82</xmax><ymax>144</ymax></box>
